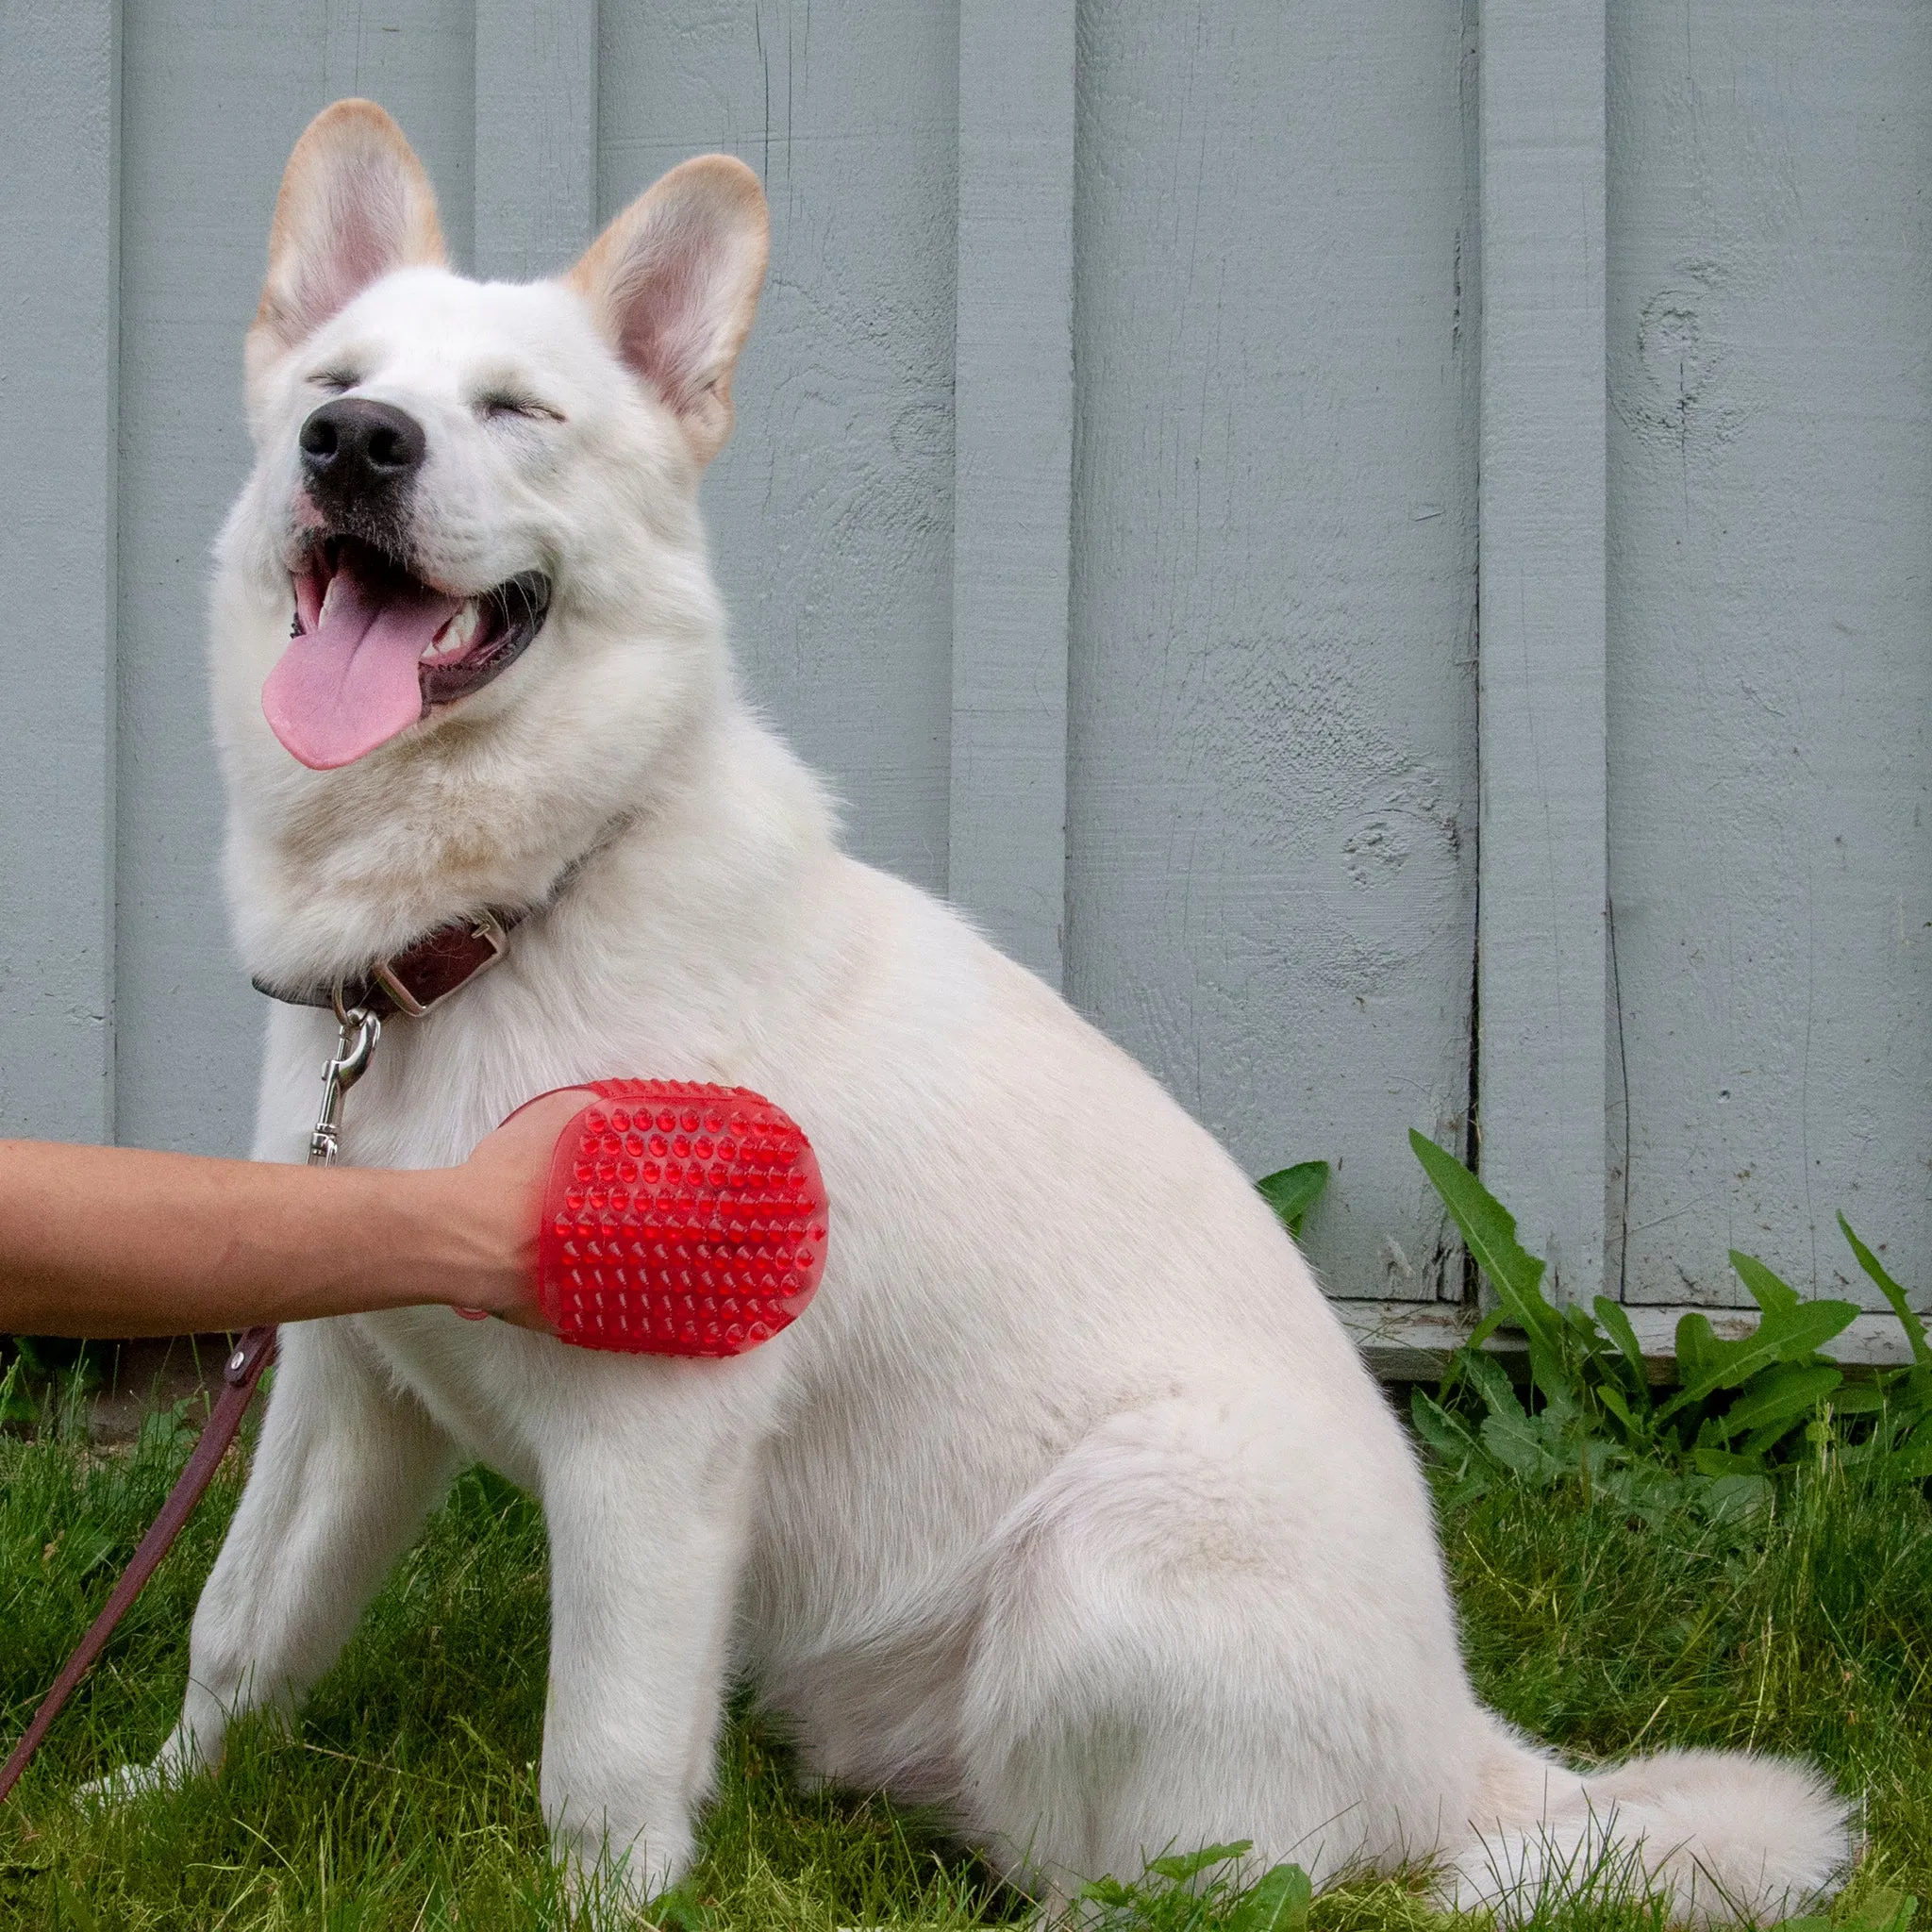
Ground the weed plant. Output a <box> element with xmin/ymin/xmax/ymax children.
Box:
<box><xmin>1401</xmin><ymin>1134</ymin><xmax>1932</xmax><ymax>1519</ymax></box>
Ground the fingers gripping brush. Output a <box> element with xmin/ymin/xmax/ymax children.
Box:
<box><xmin>0</xmin><ymin>1074</ymin><xmax>826</xmax><ymax>1803</ymax></box>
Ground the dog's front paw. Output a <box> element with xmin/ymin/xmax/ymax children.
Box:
<box><xmin>75</xmin><ymin>1759</ymin><xmax>171</xmax><ymax>1807</ymax></box>
<box><xmin>75</xmin><ymin>1732</ymin><xmax>214</xmax><ymax>1807</ymax></box>
<box><xmin>558</xmin><ymin>1821</ymin><xmax>694</xmax><ymax>1921</ymax></box>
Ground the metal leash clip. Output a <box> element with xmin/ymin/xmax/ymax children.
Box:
<box><xmin>310</xmin><ymin>985</ymin><xmax>382</xmax><ymax>1168</ymax></box>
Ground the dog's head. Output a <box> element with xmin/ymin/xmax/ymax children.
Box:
<box><xmin>213</xmin><ymin>101</ymin><xmax>768</xmax><ymax>916</ymax></box>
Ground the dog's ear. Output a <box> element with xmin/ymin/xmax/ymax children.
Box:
<box><xmin>248</xmin><ymin>100</ymin><xmax>445</xmax><ymax>381</ymax></box>
<box><xmin>566</xmin><ymin>156</ymin><xmax>769</xmax><ymax>468</ymax></box>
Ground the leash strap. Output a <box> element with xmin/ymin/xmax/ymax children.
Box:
<box><xmin>0</xmin><ymin>987</ymin><xmax>387</xmax><ymax>1798</ymax></box>
<box><xmin>1</xmin><ymin>881</ymin><xmax>553</xmax><ymax>1802</ymax></box>
<box><xmin>0</xmin><ymin>1324</ymin><xmax>276</xmax><ymax>1803</ymax></box>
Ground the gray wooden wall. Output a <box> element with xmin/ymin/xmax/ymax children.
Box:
<box><xmin>1</xmin><ymin>1</ymin><xmax>1925</xmax><ymax>1325</ymax></box>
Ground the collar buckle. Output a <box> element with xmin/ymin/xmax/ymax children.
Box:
<box><xmin>367</xmin><ymin>909</ymin><xmax>509</xmax><ymax>1018</ymax></box>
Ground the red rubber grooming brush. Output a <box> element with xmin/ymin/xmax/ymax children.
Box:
<box><xmin>536</xmin><ymin>1079</ymin><xmax>827</xmax><ymax>1354</ymax></box>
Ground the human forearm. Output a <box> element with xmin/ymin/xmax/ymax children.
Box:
<box><xmin>0</xmin><ymin>1145</ymin><xmax>478</xmax><ymax>1334</ymax></box>
<box><xmin>0</xmin><ymin>1091</ymin><xmax>585</xmax><ymax>1337</ymax></box>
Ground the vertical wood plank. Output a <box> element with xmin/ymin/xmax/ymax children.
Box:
<box><xmin>1070</xmin><ymin>1</ymin><xmax>1480</xmax><ymax>1300</ymax></box>
<box><xmin>1607</xmin><ymin>0</ymin><xmax>1932</xmax><ymax>1308</ymax></box>
<box><xmin>1477</xmin><ymin>0</ymin><xmax>1607</xmax><ymax>1300</ymax></box>
<box><xmin>598</xmin><ymin>3</ymin><xmax>959</xmax><ymax>896</ymax></box>
<box><xmin>114</xmin><ymin>1</ymin><xmax>477</xmax><ymax>1157</ymax></box>
<box><xmin>0</xmin><ymin>0</ymin><xmax>120</xmax><ymax>1142</ymax></box>
<box><xmin>949</xmin><ymin>0</ymin><xmax>1075</xmax><ymax>986</ymax></box>
<box><xmin>474</xmin><ymin>0</ymin><xmax>598</xmax><ymax>280</ymax></box>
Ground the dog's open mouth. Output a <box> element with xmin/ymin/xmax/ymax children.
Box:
<box><xmin>261</xmin><ymin>535</ymin><xmax>551</xmax><ymax>770</ymax></box>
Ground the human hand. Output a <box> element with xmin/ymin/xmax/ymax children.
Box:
<box><xmin>437</xmin><ymin>1088</ymin><xmax>597</xmax><ymax>1329</ymax></box>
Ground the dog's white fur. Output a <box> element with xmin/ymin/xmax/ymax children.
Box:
<box><xmin>106</xmin><ymin>102</ymin><xmax>1850</xmax><ymax>1919</ymax></box>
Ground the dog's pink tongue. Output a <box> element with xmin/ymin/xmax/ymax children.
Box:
<box><xmin>262</xmin><ymin>567</ymin><xmax>461</xmax><ymax>770</ymax></box>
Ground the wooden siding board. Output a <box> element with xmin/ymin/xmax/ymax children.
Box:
<box><xmin>1069</xmin><ymin>0</ymin><xmax>1481</xmax><ymax>1300</ymax></box>
<box><xmin>475</xmin><ymin>0</ymin><xmax>598</xmax><ymax>281</ymax></box>
<box><xmin>113</xmin><ymin>1</ymin><xmax>477</xmax><ymax>1155</ymax></box>
<box><xmin>599</xmin><ymin>2</ymin><xmax>959</xmax><ymax>895</ymax></box>
<box><xmin>1337</xmin><ymin>1300</ymin><xmax>1918</xmax><ymax>1382</ymax></box>
<box><xmin>1607</xmin><ymin>0</ymin><xmax>1932</xmax><ymax>1310</ymax></box>
<box><xmin>0</xmin><ymin>0</ymin><xmax>120</xmax><ymax>1143</ymax></box>
<box><xmin>1476</xmin><ymin>0</ymin><xmax>1608</xmax><ymax>1303</ymax></box>
<box><xmin>948</xmin><ymin>0</ymin><xmax>1074</xmax><ymax>986</ymax></box>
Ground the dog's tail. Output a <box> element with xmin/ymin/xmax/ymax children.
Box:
<box><xmin>1442</xmin><ymin>1734</ymin><xmax>1853</xmax><ymax>1926</ymax></box>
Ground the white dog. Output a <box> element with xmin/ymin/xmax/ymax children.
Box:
<box><xmin>104</xmin><ymin>101</ymin><xmax>1849</xmax><ymax>1919</ymax></box>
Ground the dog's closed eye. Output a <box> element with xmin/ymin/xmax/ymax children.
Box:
<box><xmin>309</xmin><ymin>369</ymin><xmax>360</xmax><ymax>394</ymax></box>
<box><xmin>475</xmin><ymin>391</ymin><xmax>565</xmax><ymax>424</ymax></box>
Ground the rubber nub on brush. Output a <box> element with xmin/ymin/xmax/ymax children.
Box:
<box><xmin>538</xmin><ymin>1079</ymin><xmax>827</xmax><ymax>1355</ymax></box>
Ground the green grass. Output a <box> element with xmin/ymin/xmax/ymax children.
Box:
<box><xmin>0</xmin><ymin>1382</ymin><xmax>1928</xmax><ymax>1929</ymax></box>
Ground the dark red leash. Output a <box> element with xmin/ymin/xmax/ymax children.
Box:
<box><xmin>0</xmin><ymin>1324</ymin><xmax>277</xmax><ymax>1803</ymax></box>
<box><xmin>0</xmin><ymin>912</ymin><xmax>526</xmax><ymax>1802</ymax></box>
<box><xmin>0</xmin><ymin>913</ymin><xmax>534</xmax><ymax>1802</ymax></box>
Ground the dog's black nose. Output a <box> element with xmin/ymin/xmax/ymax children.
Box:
<box><xmin>298</xmin><ymin>398</ymin><xmax>426</xmax><ymax>501</ymax></box>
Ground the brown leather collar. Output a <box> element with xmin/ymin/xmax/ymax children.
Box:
<box><xmin>251</xmin><ymin>908</ymin><xmax>519</xmax><ymax>1020</ymax></box>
